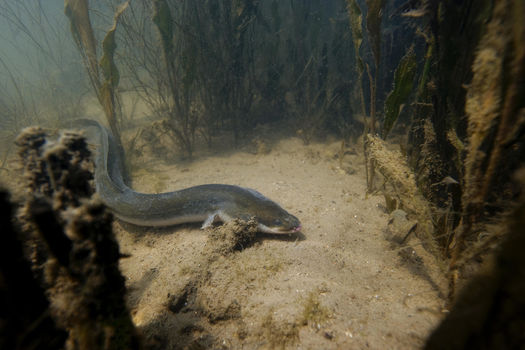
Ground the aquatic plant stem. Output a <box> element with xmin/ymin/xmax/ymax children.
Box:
<box><xmin>449</xmin><ymin>0</ymin><xmax>525</xmax><ymax>300</ymax></box>
<box><xmin>65</xmin><ymin>0</ymin><xmax>127</xmax><ymax>159</ymax></box>
<box><xmin>365</xmin><ymin>63</ymin><xmax>377</xmax><ymax>191</ymax></box>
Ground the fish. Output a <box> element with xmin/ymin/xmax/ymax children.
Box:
<box><xmin>78</xmin><ymin>119</ymin><xmax>301</xmax><ymax>234</ymax></box>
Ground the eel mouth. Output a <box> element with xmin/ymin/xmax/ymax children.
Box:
<box><xmin>261</xmin><ymin>224</ymin><xmax>302</xmax><ymax>234</ymax></box>
<box><xmin>290</xmin><ymin>224</ymin><xmax>302</xmax><ymax>233</ymax></box>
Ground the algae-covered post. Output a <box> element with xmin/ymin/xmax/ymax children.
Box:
<box><xmin>9</xmin><ymin>127</ymin><xmax>143</xmax><ymax>349</ymax></box>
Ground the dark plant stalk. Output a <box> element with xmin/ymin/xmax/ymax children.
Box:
<box><xmin>365</xmin><ymin>62</ymin><xmax>376</xmax><ymax>190</ymax></box>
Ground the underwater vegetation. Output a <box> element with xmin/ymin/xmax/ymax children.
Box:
<box><xmin>424</xmin><ymin>171</ymin><xmax>525</xmax><ymax>348</ymax></box>
<box><xmin>65</xmin><ymin>0</ymin><xmax>129</xmax><ymax>154</ymax></box>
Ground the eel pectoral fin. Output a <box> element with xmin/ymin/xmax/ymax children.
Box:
<box><xmin>201</xmin><ymin>210</ymin><xmax>233</xmax><ymax>229</ymax></box>
<box><xmin>201</xmin><ymin>213</ymin><xmax>218</xmax><ymax>229</ymax></box>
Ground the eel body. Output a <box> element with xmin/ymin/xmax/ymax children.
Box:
<box><xmin>80</xmin><ymin>120</ymin><xmax>301</xmax><ymax>234</ymax></box>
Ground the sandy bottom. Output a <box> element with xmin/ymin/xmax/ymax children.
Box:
<box><xmin>112</xmin><ymin>130</ymin><xmax>447</xmax><ymax>349</ymax></box>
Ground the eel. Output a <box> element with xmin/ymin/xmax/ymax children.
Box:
<box><xmin>78</xmin><ymin>119</ymin><xmax>301</xmax><ymax>234</ymax></box>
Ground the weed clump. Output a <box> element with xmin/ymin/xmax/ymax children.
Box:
<box><xmin>260</xmin><ymin>309</ymin><xmax>299</xmax><ymax>349</ymax></box>
<box><xmin>300</xmin><ymin>290</ymin><xmax>331</xmax><ymax>326</ymax></box>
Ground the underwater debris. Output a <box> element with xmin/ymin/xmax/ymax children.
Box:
<box><xmin>12</xmin><ymin>127</ymin><xmax>142</xmax><ymax>350</ymax></box>
<box><xmin>386</xmin><ymin>209</ymin><xmax>418</xmax><ymax>244</ymax></box>
<box><xmin>206</xmin><ymin>218</ymin><xmax>259</xmax><ymax>258</ymax></box>
<box><xmin>365</xmin><ymin>134</ymin><xmax>437</xmax><ymax>255</ymax></box>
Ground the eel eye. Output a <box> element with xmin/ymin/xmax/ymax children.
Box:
<box><xmin>273</xmin><ymin>219</ymin><xmax>282</xmax><ymax>226</ymax></box>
